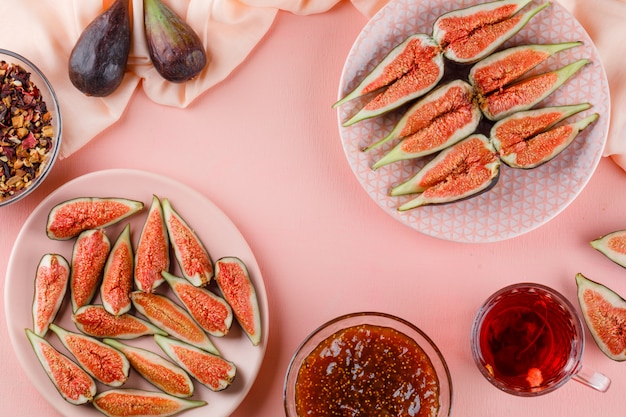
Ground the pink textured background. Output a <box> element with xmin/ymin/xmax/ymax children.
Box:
<box><xmin>2</xmin><ymin>3</ymin><xmax>626</xmax><ymax>416</ymax></box>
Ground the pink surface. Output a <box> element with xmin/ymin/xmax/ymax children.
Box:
<box><xmin>2</xmin><ymin>3</ymin><xmax>626</xmax><ymax>416</ymax></box>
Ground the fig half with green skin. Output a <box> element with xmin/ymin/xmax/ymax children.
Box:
<box><xmin>49</xmin><ymin>324</ymin><xmax>130</xmax><ymax>387</ymax></box>
<box><xmin>392</xmin><ymin>134</ymin><xmax>500</xmax><ymax>210</ymax></box>
<box><xmin>494</xmin><ymin>112</ymin><xmax>598</xmax><ymax>168</ymax></box>
<box><xmin>101</xmin><ymin>224</ymin><xmax>134</xmax><ymax>316</ymax></box>
<box><xmin>576</xmin><ymin>273</ymin><xmax>626</xmax><ymax>361</ymax></box>
<box><xmin>25</xmin><ymin>329</ymin><xmax>96</xmax><ymax>405</ymax></box>
<box><xmin>93</xmin><ymin>389</ymin><xmax>206</xmax><ymax>417</ymax></box>
<box><xmin>469</xmin><ymin>42</ymin><xmax>583</xmax><ymax>95</ymax></box>
<box><xmin>479</xmin><ymin>58</ymin><xmax>589</xmax><ymax>121</ymax></box>
<box><xmin>46</xmin><ymin>197</ymin><xmax>144</xmax><ymax>240</ymax></box>
<box><xmin>144</xmin><ymin>0</ymin><xmax>208</xmax><ymax>83</ymax></box>
<box><xmin>68</xmin><ymin>0</ymin><xmax>131</xmax><ymax>96</ymax></box>
<box><xmin>155</xmin><ymin>335</ymin><xmax>237</xmax><ymax>392</ymax></box>
<box><xmin>104</xmin><ymin>338</ymin><xmax>194</xmax><ymax>398</ymax></box>
<box><xmin>433</xmin><ymin>0</ymin><xmax>548</xmax><ymax>64</ymax></box>
<box><xmin>73</xmin><ymin>305</ymin><xmax>166</xmax><ymax>339</ymax></box>
<box><xmin>591</xmin><ymin>230</ymin><xmax>626</xmax><ymax>269</ymax></box>
<box><xmin>32</xmin><ymin>253</ymin><xmax>70</xmax><ymax>336</ymax></box>
<box><xmin>135</xmin><ymin>195</ymin><xmax>170</xmax><ymax>293</ymax></box>
<box><xmin>70</xmin><ymin>228</ymin><xmax>111</xmax><ymax>313</ymax></box>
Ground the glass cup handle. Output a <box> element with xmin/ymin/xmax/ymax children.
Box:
<box><xmin>572</xmin><ymin>364</ymin><xmax>611</xmax><ymax>392</ymax></box>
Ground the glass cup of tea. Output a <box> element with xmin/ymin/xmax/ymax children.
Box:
<box><xmin>470</xmin><ymin>282</ymin><xmax>610</xmax><ymax>396</ymax></box>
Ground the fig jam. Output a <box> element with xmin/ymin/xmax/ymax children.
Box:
<box><xmin>295</xmin><ymin>324</ymin><xmax>439</xmax><ymax>417</ymax></box>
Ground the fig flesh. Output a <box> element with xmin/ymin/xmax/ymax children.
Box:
<box><xmin>214</xmin><ymin>257</ymin><xmax>262</xmax><ymax>346</ymax></box>
<box><xmin>341</xmin><ymin>34</ymin><xmax>445</xmax><ymax>126</ymax></box>
<box><xmin>73</xmin><ymin>305</ymin><xmax>166</xmax><ymax>339</ymax></box>
<box><xmin>469</xmin><ymin>42</ymin><xmax>582</xmax><ymax>95</ymax></box>
<box><xmin>25</xmin><ymin>329</ymin><xmax>96</xmax><ymax>405</ymax></box>
<box><xmin>70</xmin><ymin>229</ymin><xmax>111</xmax><ymax>313</ymax></box>
<box><xmin>392</xmin><ymin>134</ymin><xmax>500</xmax><ymax>210</ymax></box>
<box><xmin>49</xmin><ymin>324</ymin><xmax>130</xmax><ymax>387</ymax></box>
<box><xmin>32</xmin><ymin>253</ymin><xmax>70</xmax><ymax>336</ymax></box>
<box><xmin>591</xmin><ymin>230</ymin><xmax>626</xmax><ymax>269</ymax></box>
<box><xmin>162</xmin><ymin>271</ymin><xmax>233</xmax><ymax>337</ymax></box>
<box><xmin>135</xmin><ymin>195</ymin><xmax>170</xmax><ymax>293</ymax></box>
<box><xmin>144</xmin><ymin>0</ymin><xmax>208</xmax><ymax>83</ymax></box>
<box><xmin>101</xmin><ymin>224</ymin><xmax>134</xmax><ymax>316</ymax></box>
<box><xmin>68</xmin><ymin>0</ymin><xmax>131</xmax><ymax>96</ymax></box>
<box><xmin>93</xmin><ymin>389</ymin><xmax>206</xmax><ymax>417</ymax></box>
<box><xmin>371</xmin><ymin>80</ymin><xmax>481</xmax><ymax>169</ymax></box>
<box><xmin>130</xmin><ymin>291</ymin><xmax>219</xmax><ymax>354</ymax></box>
<box><xmin>46</xmin><ymin>197</ymin><xmax>144</xmax><ymax>240</ymax></box>
<box><xmin>576</xmin><ymin>273</ymin><xmax>626</xmax><ymax>361</ymax></box>
<box><xmin>104</xmin><ymin>338</ymin><xmax>194</xmax><ymax>398</ymax></box>
<box><xmin>155</xmin><ymin>335</ymin><xmax>237</xmax><ymax>392</ymax></box>
<box><xmin>433</xmin><ymin>0</ymin><xmax>547</xmax><ymax>64</ymax></box>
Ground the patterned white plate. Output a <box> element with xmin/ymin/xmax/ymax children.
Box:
<box><xmin>337</xmin><ymin>0</ymin><xmax>610</xmax><ymax>243</ymax></box>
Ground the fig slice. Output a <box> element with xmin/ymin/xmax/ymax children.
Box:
<box><xmin>433</xmin><ymin>0</ymin><xmax>548</xmax><ymax>64</ymax></box>
<box><xmin>365</xmin><ymin>79</ymin><xmax>480</xmax><ymax>153</ymax></box>
<box><xmin>101</xmin><ymin>224</ymin><xmax>134</xmax><ymax>316</ymax></box>
<box><xmin>130</xmin><ymin>291</ymin><xmax>219</xmax><ymax>354</ymax></box>
<box><xmin>25</xmin><ymin>328</ymin><xmax>96</xmax><ymax>405</ymax></box>
<box><xmin>214</xmin><ymin>257</ymin><xmax>262</xmax><ymax>346</ymax></box>
<box><xmin>162</xmin><ymin>271</ymin><xmax>233</xmax><ymax>337</ymax></box>
<box><xmin>591</xmin><ymin>230</ymin><xmax>626</xmax><ymax>269</ymax></box>
<box><xmin>32</xmin><ymin>253</ymin><xmax>70</xmax><ymax>337</ymax></box>
<box><xmin>70</xmin><ymin>229</ymin><xmax>111</xmax><ymax>313</ymax></box>
<box><xmin>134</xmin><ymin>195</ymin><xmax>170</xmax><ymax>293</ymax></box>
<box><xmin>46</xmin><ymin>197</ymin><xmax>144</xmax><ymax>240</ymax></box>
<box><xmin>469</xmin><ymin>41</ymin><xmax>582</xmax><ymax>95</ymax></box>
<box><xmin>480</xmin><ymin>58</ymin><xmax>589</xmax><ymax>121</ymax></box>
<box><xmin>73</xmin><ymin>305</ymin><xmax>166</xmax><ymax>339</ymax></box>
<box><xmin>392</xmin><ymin>134</ymin><xmax>500</xmax><ymax>210</ymax></box>
<box><xmin>93</xmin><ymin>388</ymin><xmax>206</xmax><ymax>417</ymax></box>
<box><xmin>576</xmin><ymin>273</ymin><xmax>626</xmax><ymax>361</ymax></box>
<box><xmin>49</xmin><ymin>323</ymin><xmax>130</xmax><ymax>387</ymax></box>
<box><xmin>162</xmin><ymin>198</ymin><xmax>213</xmax><ymax>287</ymax></box>
<box><xmin>155</xmin><ymin>335</ymin><xmax>237</xmax><ymax>392</ymax></box>
<box><xmin>341</xmin><ymin>34</ymin><xmax>444</xmax><ymax>126</ymax></box>
<box><xmin>104</xmin><ymin>338</ymin><xmax>194</xmax><ymax>398</ymax></box>
<box><xmin>495</xmin><ymin>112</ymin><xmax>598</xmax><ymax>168</ymax></box>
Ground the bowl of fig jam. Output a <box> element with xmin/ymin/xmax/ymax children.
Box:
<box><xmin>284</xmin><ymin>312</ymin><xmax>452</xmax><ymax>417</ymax></box>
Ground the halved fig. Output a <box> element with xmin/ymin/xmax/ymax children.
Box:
<box><xmin>32</xmin><ymin>253</ymin><xmax>70</xmax><ymax>336</ymax></box>
<box><xmin>591</xmin><ymin>230</ymin><xmax>626</xmax><ymax>269</ymax></box>
<box><xmin>93</xmin><ymin>389</ymin><xmax>206</xmax><ymax>417</ymax></box>
<box><xmin>494</xmin><ymin>112</ymin><xmax>598</xmax><ymax>168</ymax></box>
<box><xmin>101</xmin><ymin>224</ymin><xmax>134</xmax><ymax>316</ymax></box>
<box><xmin>155</xmin><ymin>335</ymin><xmax>237</xmax><ymax>392</ymax></box>
<box><xmin>433</xmin><ymin>0</ymin><xmax>548</xmax><ymax>64</ymax></box>
<box><xmin>104</xmin><ymin>338</ymin><xmax>194</xmax><ymax>398</ymax></box>
<box><xmin>162</xmin><ymin>198</ymin><xmax>213</xmax><ymax>287</ymax></box>
<box><xmin>335</xmin><ymin>33</ymin><xmax>444</xmax><ymax>126</ymax></box>
<box><xmin>25</xmin><ymin>328</ymin><xmax>96</xmax><ymax>405</ymax></box>
<box><xmin>214</xmin><ymin>257</ymin><xmax>262</xmax><ymax>346</ymax></box>
<box><xmin>576</xmin><ymin>273</ymin><xmax>626</xmax><ymax>361</ymax></box>
<box><xmin>392</xmin><ymin>134</ymin><xmax>500</xmax><ymax>210</ymax></box>
<box><xmin>130</xmin><ymin>291</ymin><xmax>218</xmax><ymax>354</ymax></box>
<box><xmin>134</xmin><ymin>195</ymin><xmax>170</xmax><ymax>293</ymax></box>
<box><xmin>46</xmin><ymin>197</ymin><xmax>143</xmax><ymax>240</ymax></box>
<box><xmin>70</xmin><ymin>229</ymin><xmax>111</xmax><ymax>313</ymax></box>
<box><xmin>479</xmin><ymin>58</ymin><xmax>589</xmax><ymax>121</ymax></box>
<box><xmin>469</xmin><ymin>42</ymin><xmax>582</xmax><ymax>95</ymax></box>
<box><xmin>366</xmin><ymin>79</ymin><xmax>480</xmax><ymax>155</ymax></box>
<box><xmin>73</xmin><ymin>305</ymin><xmax>166</xmax><ymax>339</ymax></box>
<box><xmin>49</xmin><ymin>323</ymin><xmax>130</xmax><ymax>387</ymax></box>
<box><xmin>162</xmin><ymin>271</ymin><xmax>233</xmax><ymax>337</ymax></box>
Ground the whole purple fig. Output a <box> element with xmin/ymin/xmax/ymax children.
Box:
<box><xmin>143</xmin><ymin>0</ymin><xmax>208</xmax><ymax>83</ymax></box>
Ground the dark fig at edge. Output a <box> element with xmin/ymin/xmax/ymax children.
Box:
<box><xmin>144</xmin><ymin>0</ymin><xmax>208</xmax><ymax>83</ymax></box>
<box><xmin>68</xmin><ymin>0</ymin><xmax>131</xmax><ymax>97</ymax></box>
